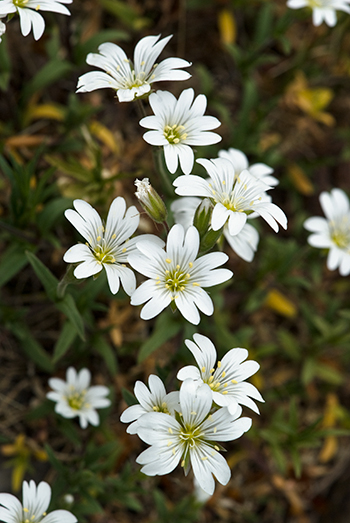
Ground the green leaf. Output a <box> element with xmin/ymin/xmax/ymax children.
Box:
<box><xmin>290</xmin><ymin>446</ymin><xmax>302</xmax><ymax>478</ymax></box>
<box><xmin>121</xmin><ymin>387</ymin><xmax>137</xmax><ymax>406</ymax></box>
<box><xmin>52</xmin><ymin>321</ymin><xmax>77</xmax><ymax>363</ymax></box>
<box><xmin>12</xmin><ymin>324</ymin><xmax>54</xmax><ymax>372</ymax></box>
<box><xmin>36</xmin><ymin>197</ymin><xmax>72</xmax><ymax>234</ymax></box>
<box><xmin>56</xmin><ymin>293</ymin><xmax>85</xmax><ymax>341</ymax></box>
<box><xmin>314</xmin><ymin>362</ymin><xmax>344</xmax><ymax>385</ymax></box>
<box><xmin>44</xmin><ymin>444</ymin><xmax>66</xmax><ymax>474</ymax></box>
<box><xmin>93</xmin><ymin>335</ymin><xmax>118</xmax><ymax>376</ymax></box>
<box><xmin>138</xmin><ymin>312</ymin><xmax>182</xmax><ymax>362</ymax></box>
<box><xmin>301</xmin><ymin>357</ymin><xmax>316</xmax><ymax>385</ymax></box>
<box><xmin>0</xmin><ymin>243</ymin><xmax>28</xmax><ymax>288</ymax></box>
<box><xmin>254</xmin><ymin>3</ymin><xmax>274</xmax><ymax>47</ymax></box>
<box><xmin>25</xmin><ymin>250</ymin><xmax>58</xmax><ymax>301</ymax></box>
<box><xmin>26</xmin><ymin>251</ymin><xmax>85</xmax><ymax>340</ymax></box>
<box><xmin>22</xmin><ymin>59</ymin><xmax>73</xmax><ymax>101</ymax></box>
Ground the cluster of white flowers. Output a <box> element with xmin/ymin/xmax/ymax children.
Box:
<box><xmin>172</xmin><ymin>153</ymin><xmax>287</xmax><ymax>263</ymax></box>
<box><xmin>1</xmin><ymin>0</ymin><xmax>349</xmax><ymax>516</ymax></box>
<box><xmin>121</xmin><ymin>334</ymin><xmax>262</xmax><ymax>495</ymax></box>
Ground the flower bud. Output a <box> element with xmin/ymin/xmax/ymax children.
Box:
<box><xmin>199</xmin><ymin>227</ymin><xmax>223</xmax><ymax>253</ymax></box>
<box><xmin>134</xmin><ymin>178</ymin><xmax>168</xmax><ymax>224</ymax></box>
<box><xmin>193</xmin><ymin>198</ymin><xmax>213</xmax><ymax>238</ymax></box>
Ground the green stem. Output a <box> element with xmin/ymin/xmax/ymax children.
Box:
<box><xmin>152</xmin><ymin>147</ymin><xmax>174</xmax><ymax>197</ymax></box>
<box><xmin>57</xmin><ymin>264</ymin><xmax>78</xmax><ymax>299</ymax></box>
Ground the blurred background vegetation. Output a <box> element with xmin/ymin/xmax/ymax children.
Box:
<box><xmin>1</xmin><ymin>0</ymin><xmax>350</xmax><ymax>521</ymax></box>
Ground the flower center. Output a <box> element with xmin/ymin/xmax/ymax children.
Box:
<box><xmin>307</xmin><ymin>0</ymin><xmax>322</xmax><ymax>7</ymax></box>
<box><xmin>67</xmin><ymin>390</ymin><xmax>86</xmax><ymax>410</ymax></box>
<box><xmin>93</xmin><ymin>241</ymin><xmax>116</xmax><ymax>265</ymax></box>
<box><xmin>164</xmin><ymin>265</ymin><xmax>190</xmax><ymax>293</ymax></box>
<box><xmin>330</xmin><ymin>216</ymin><xmax>350</xmax><ymax>250</ymax></box>
<box><xmin>179</xmin><ymin>424</ymin><xmax>203</xmax><ymax>448</ymax></box>
<box><xmin>152</xmin><ymin>401</ymin><xmax>170</xmax><ymax>414</ymax></box>
<box><xmin>163</xmin><ymin>124</ymin><xmax>188</xmax><ymax>145</ymax></box>
<box><xmin>126</xmin><ymin>69</ymin><xmax>147</xmax><ymax>89</ymax></box>
<box><xmin>202</xmin><ymin>363</ymin><xmax>237</xmax><ymax>393</ymax></box>
<box><xmin>13</xmin><ymin>0</ymin><xmax>29</xmax><ymax>7</ymax></box>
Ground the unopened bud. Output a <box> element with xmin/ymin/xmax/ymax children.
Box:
<box><xmin>134</xmin><ymin>178</ymin><xmax>168</xmax><ymax>224</ymax></box>
<box><xmin>193</xmin><ymin>198</ymin><xmax>213</xmax><ymax>239</ymax></box>
<box><xmin>199</xmin><ymin>227</ymin><xmax>223</xmax><ymax>254</ymax></box>
<box><xmin>63</xmin><ymin>494</ymin><xmax>74</xmax><ymax>505</ymax></box>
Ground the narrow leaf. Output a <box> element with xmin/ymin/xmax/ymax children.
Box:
<box><xmin>52</xmin><ymin>321</ymin><xmax>77</xmax><ymax>363</ymax></box>
<box><xmin>138</xmin><ymin>313</ymin><xmax>182</xmax><ymax>362</ymax></box>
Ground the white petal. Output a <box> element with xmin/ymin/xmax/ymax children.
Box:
<box><xmin>164</xmin><ymin>144</ymin><xmax>179</xmax><ymax>174</ymax></box>
<box><xmin>41</xmin><ymin>510</ymin><xmax>77</xmax><ymax>523</ymax></box>
<box><xmin>73</xmin><ymin>259</ymin><xmax>102</xmax><ymax>279</ymax></box>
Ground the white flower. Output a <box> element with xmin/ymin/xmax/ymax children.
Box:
<box><xmin>177</xmin><ymin>334</ymin><xmax>264</xmax><ymax>414</ymax></box>
<box><xmin>128</xmin><ymin>224</ymin><xmax>233</xmax><ymax>325</ymax></box>
<box><xmin>76</xmin><ymin>34</ymin><xmax>191</xmax><ymax>102</ymax></box>
<box><xmin>120</xmin><ymin>374</ymin><xmax>179</xmax><ymax>434</ymax></box>
<box><xmin>304</xmin><ymin>188</ymin><xmax>350</xmax><ymax>276</ymax></box>
<box><xmin>47</xmin><ymin>367</ymin><xmax>111</xmax><ymax>429</ymax></box>
<box><xmin>135</xmin><ymin>379</ymin><xmax>252</xmax><ymax>495</ymax></box>
<box><xmin>0</xmin><ymin>20</ymin><xmax>6</xmax><ymax>42</ymax></box>
<box><xmin>174</xmin><ymin>157</ymin><xmax>287</xmax><ymax>236</ymax></box>
<box><xmin>0</xmin><ymin>480</ymin><xmax>77</xmax><ymax>523</ymax></box>
<box><xmin>63</xmin><ymin>197</ymin><xmax>163</xmax><ymax>295</ymax></box>
<box><xmin>287</xmin><ymin>0</ymin><xmax>350</xmax><ymax>26</ymax></box>
<box><xmin>218</xmin><ymin>147</ymin><xmax>278</xmax><ymax>187</ymax></box>
<box><xmin>140</xmin><ymin>88</ymin><xmax>222</xmax><ymax>175</ymax></box>
<box><xmin>0</xmin><ymin>0</ymin><xmax>72</xmax><ymax>40</ymax></box>
<box><xmin>171</xmin><ymin>196</ymin><xmax>260</xmax><ymax>262</ymax></box>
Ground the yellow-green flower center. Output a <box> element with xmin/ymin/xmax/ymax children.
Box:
<box><xmin>164</xmin><ymin>124</ymin><xmax>188</xmax><ymax>145</ymax></box>
<box><xmin>152</xmin><ymin>401</ymin><xmax>170</xmax><ymax>414</ymax></box>
<box><xmin>164</xmin><ymin>266</ymin><xmax>190</xmax><ymax>293</ymax></box>
<box><xmin>330</xmin><ymin>217</ymin><xmax>350</xmax><ymax>250</ymax></box>
<box><xmin>67</xmin><ymin>390</ymin><xmax>86</xmax><ymax>410</ymax></box>
<box><xmin>307</xmin><ymin>0</ymin><xmax>322</xmax><ymax>7</ymax></box>
<box><xmin>94</xmin><ymin>245</ymin><xmax>116</xmax><ymax>264</ymax></box>
<box><xmin>179</xmin><ymin>424</ymin><xmax>204</xmax><ymax>448</ymax></box>
<box><xmin>13</xmin><ymin>0</ymin><xmax>30</xmax><ymax>7</ymax></box>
